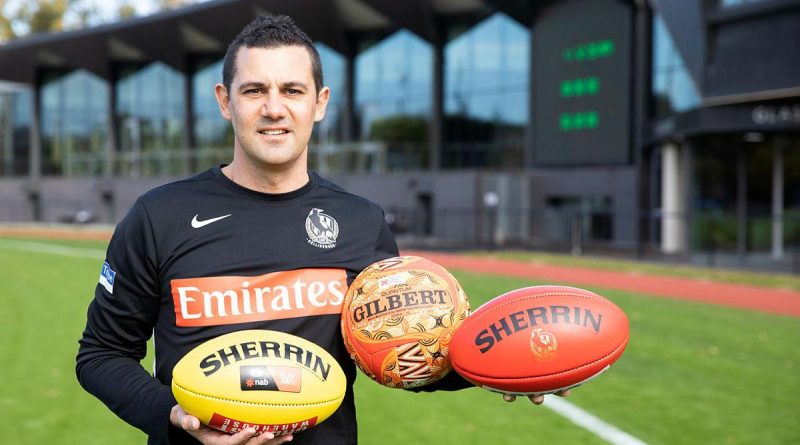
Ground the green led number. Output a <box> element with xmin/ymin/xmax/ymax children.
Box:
<box><xmin>562</xmin><ymin>39</ymin><xmax>615</xmax><ymax>63</ymax></box>
<box><xmin>559</xmin><ymin>111</ymin><xmax>599</xmax><ymax>132</ymax></box>
<box><xmin>560</xmin><ymin>76</ymin><xmax>600</xmax><ymax>98</ymax></box>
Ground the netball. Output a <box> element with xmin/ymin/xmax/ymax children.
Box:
<box><xmin>341</xmin><ymin>256</ymin><xmax>470</xmax><ymax>389</ymax></box>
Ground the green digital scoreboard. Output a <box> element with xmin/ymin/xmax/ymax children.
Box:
<box><xmin>532</xmin><ymin>0</ymin><xmax>633</xmax><ymax>165</ymax></box>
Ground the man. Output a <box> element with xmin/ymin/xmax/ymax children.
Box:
<box><xmin>77</xmin><ymin>15</ymin><xmax>561</xmax><ymax>445</ymax></box>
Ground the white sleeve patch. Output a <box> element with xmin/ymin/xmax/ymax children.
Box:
<box><xmin>99</xmin><ymin>261</ymin><xmax>116</xmax><ymax>294</ymax></box>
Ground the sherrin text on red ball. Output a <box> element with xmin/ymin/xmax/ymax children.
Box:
<box><xmin>449</xmin><ymin>285</ymin><xmax>629</xmax><ymax>395</ymax></box>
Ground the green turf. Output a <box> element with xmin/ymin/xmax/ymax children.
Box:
<box><xmin>444</xmin><ymin>272</ymin><xmax>800</xmax><ymax>445</ymax></box>
<box><xmin>0</xmin><ymin>240</ymin><xmax>146</xmax><ymax>444</ymax></box>
<box><xmin>2</xmin><ymin>238</ymin><xmax>799</xmax><ymax>445</ymax></box>
<box><xmin>0</xmin><ymin>235</ymin><xmax>110</xmax><ymax>250</ymax></box>
<box><xmin>476</xmin><ymin>249</ymin><xmax>800</xmax><ymax>291</ymax></box>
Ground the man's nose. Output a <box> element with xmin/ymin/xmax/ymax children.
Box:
<box><xmin>260</xmin><ymin>93</ymin><xmax>286</xmax><ymax>119</ymax></box>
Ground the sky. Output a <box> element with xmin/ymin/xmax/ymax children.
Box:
<box><xmin>82</xmin><ymin>0</ymin><xmax>162</xmax><ymax>22</ymax></box>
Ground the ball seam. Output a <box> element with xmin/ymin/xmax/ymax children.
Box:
<box><xmin>479</xmin><ymin>291</ymin><xmax>614</xmax><ymax>318</ymax></box>
<box><xmin>173</xmin><ymin>382</ymin><xmax>344</xmax><ymax>407</ymax></box>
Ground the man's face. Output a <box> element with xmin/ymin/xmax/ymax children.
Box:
<box><xmin>216</xmin><ymin>45</ymin><xmax>329</xmax><ymax>171</ymax></box>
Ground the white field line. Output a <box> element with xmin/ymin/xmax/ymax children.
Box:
<box><xmin>543</xmin><ymin>395</ymin><xmax>649</xmax><ymax>445</ymax></box>
<box><xmin>0</xmin><ymin>239</ymin><xmax>648</xmax><ymax>445</ymax></box>
<box><xmin>0</xmin><ymin>239</ymin><xmax>105</xmax><ymax>259</ymax></box>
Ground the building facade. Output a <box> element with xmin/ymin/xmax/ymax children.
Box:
<box><xmin>646</xmin><ymin>0</ymin><xmax>800</xmax><ymax>270</ymax></box>
<box><xmin>1</xmin><ymin>0</ymin><xmax>798</xmax><ymax>270</ymax></box>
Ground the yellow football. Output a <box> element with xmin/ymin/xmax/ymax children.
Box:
<box><xmin>171</xmin><ymin>330</ymin><xmax>346</xmax><ymax>436</ymax></box>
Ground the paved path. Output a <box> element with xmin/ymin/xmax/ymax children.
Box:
<box><xmin>403</xmin><ymin>250</ymin><xmax>800</xmax><ymax>318</ymax></box>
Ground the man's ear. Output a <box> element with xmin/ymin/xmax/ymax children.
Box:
<box><xmin>314</xmin><ymin>86</ymin><xmax>331</xmax><ymax>122</ymax></box>
<box><xmin>215</xmin><ymin>83</ymin><xmax>232</xmax><ymax>121</ymax></box>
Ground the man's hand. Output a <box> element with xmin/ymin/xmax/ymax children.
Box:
<box><xmin>170</xmin><ymin>405</ymin><xmax>294</xmax><ymax>445</ymax></box>
<box><xmin>501</xmin><ymin>389</ymin><xmax>571</xmax><ymax>405</ymax></box>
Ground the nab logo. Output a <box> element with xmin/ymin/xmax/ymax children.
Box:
<box><xmin>240</xmin><ymin>366</ymin><xmax>302</xmax><ymax>393</ymax></box>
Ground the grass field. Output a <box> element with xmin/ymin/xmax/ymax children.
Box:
<box><xmin>1</xmin><ymin>236</ymin><xmax>799</xmax><ymax>445</ymax></box>
<box><xmin>477</xmin><ymin>250</ymin><xmax>800</xmax><ymax>291</ymax></box>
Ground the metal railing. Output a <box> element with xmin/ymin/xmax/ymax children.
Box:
<box><xmin>388</xmin><ymin>206</ymin><xmax>800</xmax><ymax>273</ymax></box>
<box><xmin>2</xmin><ymin>194</ymin><xmax>798</xmax><ymax>272</ymax></box>
<box><xmin>31</xmin><ymin>141</ymin><xmax>527</xmax><ymax>178</ymax></box>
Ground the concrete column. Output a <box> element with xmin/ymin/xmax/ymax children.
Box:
<box><xmin>430</xmin><ymin>40</ymin><xmax>444</xmax><ymax>170</ymax></box>
<box><xmin>29</xmin><ymin>82</ymin><xmax>41</xmax><ymax>181</ymax></box>
<box><xmin>343</xmin><ymin>46</ymin><xmax>356</xmax><ymax>143</ymax></box>
<box><xmin>28</xmin><ymin>78</ymin><xmax>43</xmax><ymax>221</ymax></box>
<box><xmin>736</xmin><ymin>147</ymin><xmax>747</xmax><ymax>258</ymax></box>
<box><xmin>182</xmin><ymin>66</ymin><xmax>196</xmax><ymax>175</ymax></box>
<box><xmin>772</xmin><ymin>142</ymin><xmax>784</xmax><ymax>259</ymax></box>
<box><xmin>661</xmin><ymin>142</ymin><xmax>687</xmax><ymax>253</ymax></box>
<box><xmin>105</xmin><ymin>74</ymin><xmax>117</xmax><ymax>178</ymax></box>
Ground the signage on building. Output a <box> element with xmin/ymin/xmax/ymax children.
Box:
<box><xmin>751</xmin><ymin>104</ymin><xmax>800</xmax><ymax>126</ymax></box>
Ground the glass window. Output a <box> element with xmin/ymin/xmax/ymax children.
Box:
<box><xmin>718</xmin><ymin>0</ymin><xmax>773</xmax><ymax>7</ymax></box>
<box><xmin>355</xmin><ymin>29</ymin><xmax>433</xmax><ymax>170</ymax></box>
<box><xmin>651</xmin><ymin>14</ymin><xmax>701</xmax><ymax>118</ymax></box>
<box><xmin>40</xmin><ymin>69</ymin><xmax>109</xmax><ymax>177</ymax></box>
<box><xmin>784</xmin><ymin>137</ymin><xmax>800</xmax><ymax>247</ymax></box>
<box><xmin>116</xmin><ymin>62</ymin><xmax>185</xmax><ymax>176</ymax></box>
<box><xmin>0</xmin><ymin>88</ymin><xmax>30</xmax><ymax>176</ymax></box>
<box><xmin>444</xmin><ymin>13</ymin><xmax>530</xmax><ymax>168</ymax></box>
<box><xmin>314</xmin><ymin>43</ymin><xmax>346</xmax><ymax>144</ymax></box>
<box><xmin>11</xmin><ymin>89</ymin><xmax>32</xmax><ymax>176</ymax></box>
<box><xmin>0</xmin><ymin>92</ymin><xmax>11</xmax><ymax>176</ymax></box>
<box><xmin>356</xmin><ymin>29</ymin><xmax>433</xmax><ymax>132</ymax></box>
<box><xmin>191</xmin><ymin>57</ymin><xmax>232</xmax><ymax>171</ymax></box>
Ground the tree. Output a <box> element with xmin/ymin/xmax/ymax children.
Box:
<box><xmin>26</xmin><ymin>0</ymin><xmax>68</xmax><ymax>34</ymax></box>
<box><xmin>116</xmin><ymin>2</ymin><xmax>138</xmax><ymax>20</ymax></box>
<box><xmin>369</xmin><ymin>115</ymin><xmax>428</xmax><ymax>143</ymax></box>
<box><xmin>0</xmin><ymin>0</ymin><xmax>15</xmax><ymax>41</ymax></box>
<box><xmin>0</xmin><ymin>0</ymin><xmax>105</xmax><ymax>42</ymax></box>
<box><xmin>154</xmin><ymin>0</ymin><xmax>194</xmax><ymax>10</ymax></box>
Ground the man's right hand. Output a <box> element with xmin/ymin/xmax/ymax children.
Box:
<box><xmin>170</xmin><ymin>405</ymin><xmax>294</xmax><ymax>445</ymax></box>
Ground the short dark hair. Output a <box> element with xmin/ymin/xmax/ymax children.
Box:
<box><xmin>222</xmin><ymin>15</ymin><xmax>323</xmax><ymax>94</ymax></box>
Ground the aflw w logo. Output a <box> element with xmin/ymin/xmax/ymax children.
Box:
<box><xmin>396</xmin><ymin>343</ymin><xmax>432</xmax><ymax>380</ymax></box>
<box><xmin>278</xmin><ymin>371</ymin><xmax>296</xmax><ymax>385</ymax></box>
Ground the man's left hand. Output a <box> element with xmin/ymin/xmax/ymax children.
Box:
<box><xmin>502</xmin><ymin>389</ymin><xmax>571</xmax><ymax>405</ymax></box>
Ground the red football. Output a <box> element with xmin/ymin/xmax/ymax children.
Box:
<box><xmin>450</xmin><ymin>285</ymin><xmax>629</xmax><ymax>395</ymax></box>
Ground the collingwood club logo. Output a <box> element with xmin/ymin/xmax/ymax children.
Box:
<box><xmin>530</xmin><ymin>328</ymin><xmax>558</xmax><ymax>361</ymax></box>
<box><xmin>306</xmin><ymin>208</ymin><xmax>339</xmax><ymax>249</ymax></box>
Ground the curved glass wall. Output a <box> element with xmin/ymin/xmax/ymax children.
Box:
<box><xmin>192</xmin><ymin>57</ymin><xmax>232</xmax><ymax>171</ymax></box>
<box><xmin>116</xmin><ymin>62</ymin><xmax>185</xmax><ymax>176</ymax></box>
<box><xmin>314</xmin><ymin>43</ymin><xmax>345</xmax><ymax>144</ymax></box>
<box><xmin>40</xmin><ymin>69</ymin><xmax>109</xmax><ymax>176</ymax></box>
<box><xmin>0</xmin><ymin>87</ymin><xmax>31</xmax><ymax>176</ymax></box>
<box><xmin>444</xmin><ymin>12</ymin><xmax>529</xmax><ymax>168</ymax></box>
<box><xmin>356</xmin><ymin>29</ymin><xmax>433</xmax><ymax>170</ymax></box>
<box><xmin>651</xmin><ymin>14</ymin><xmax>701</xmax><ymax>119</ymax></box>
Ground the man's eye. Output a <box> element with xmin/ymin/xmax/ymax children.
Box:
<box><xmin>244</xmin><ymin>89</ymin><xmax>261</xmax><ymax>95</ymax></box>
<box><xmin>286</xmin><ymin>89</ymin><xmax>302</xmax><ymax>95</ymax></box>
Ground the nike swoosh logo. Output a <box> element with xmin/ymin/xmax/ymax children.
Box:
<box><xmin>191</xmin><ymin>213</ymin><xmax>232</xmax><ymax>229</ymax></box>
